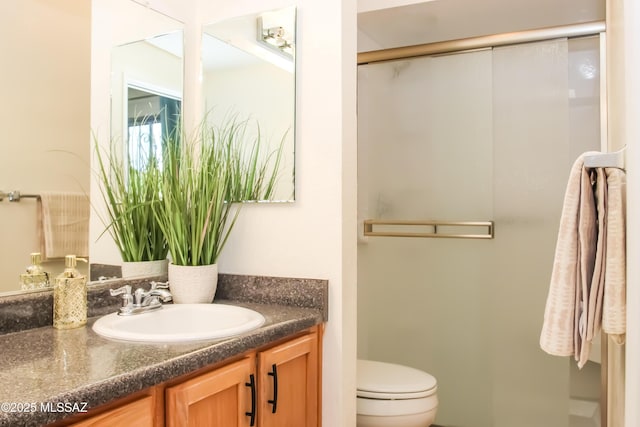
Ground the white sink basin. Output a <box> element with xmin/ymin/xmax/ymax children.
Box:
<box><xmin>92</xmin><ymin>304</ymin><xmax>266</xmax><ymax>343</ymax></box>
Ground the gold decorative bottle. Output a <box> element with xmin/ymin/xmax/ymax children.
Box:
<box><xmin>53</xmin><ymin>255</ymin><xmax>87</xmax><ymax>329</ymax></box>
<box><xmin>19</xmin><ymin>252</ymin><xmax>50</xmax><ymax>290</ymax></box>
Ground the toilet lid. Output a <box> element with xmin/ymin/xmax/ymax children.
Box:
<box><xmin>357</xmin><ymin>359</ymin><xmax>437</xmax><ymax>400</ymax></box>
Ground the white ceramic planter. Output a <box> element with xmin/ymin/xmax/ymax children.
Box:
<box><xmin>168</xmin><ymin>263</ymin><xmax>218</xmax><ymax>304</ymax></box>
<box><xmin>121</xmin><ymin>259</ymin><xmax>169</xmax><ymax>279</ymax></box>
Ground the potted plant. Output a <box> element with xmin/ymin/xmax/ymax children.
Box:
<box><xmin>153</xmin><ymin>115</ymin><xmax>282</xmax><ymax>303</ymax></box>
<box><xmin>94</xmin><ymin>135</ymin><xmax>169</xmax><ymax>278</ymax></box>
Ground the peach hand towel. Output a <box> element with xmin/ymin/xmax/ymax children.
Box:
<box><xmin>38</xmin><ymin>191</ymin><xmax>90</xmax><ymax>259</ymax></box>
<box><xmin>602</xmin><ymin>168</ymin><xmax>626</xmax><ymax>344</ymax></box>
<box><xmin>579</xmin><ymin>168</ymin><xmax>606</xmax><ymax>367</ymax></box>
<box><xmin>540</xmin><ymin>153</ymin><xmax>598</xmax><ymax>360</ymax></box>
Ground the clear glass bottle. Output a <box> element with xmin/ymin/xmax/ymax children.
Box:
<box><xmin>19</xmin><ymin>252</ymin><xmax>50</xmax><ymax>290</ymax></box>
<box><xmin>53</xmin><ymin>255</ymin><xmax>87</xmax><ymax>329</ymax></box>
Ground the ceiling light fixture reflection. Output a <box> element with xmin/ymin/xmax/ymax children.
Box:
<box><xmin>257</xmin><ymin>17</ymin><xmax>294</xmax><ymax>59</ymax></box>
<box><xmin>579</xmin><ymin>60</ymin><xmax>596</xmax><ymax>80</ymax></box>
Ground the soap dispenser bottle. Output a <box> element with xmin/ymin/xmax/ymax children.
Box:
<box><xmin>19</xmin><ymin>252</ymin><xmax>50</xmax><ymax>290</ymax></box>
<box><xmin>53</xmin><ymin>255</ymin><xmax>87</xmax><ymax>330</ymax></box>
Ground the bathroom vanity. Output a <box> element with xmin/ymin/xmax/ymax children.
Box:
<box><xmin>0</xmin><ymin>274</ymin><xmax>327</xmax><ymax>427</ymax></box>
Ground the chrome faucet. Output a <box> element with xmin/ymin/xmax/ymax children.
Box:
<box><xmin>110</xmin><ymin>281</ymin><xmax>173</xmax><ymax>316</ymax></box>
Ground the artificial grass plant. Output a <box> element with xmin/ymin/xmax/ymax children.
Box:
<box><xmin>94</xmin><ymin>136</ymin><xmax>169</xmax><ymax>262</ymax></box>
<box><xmin>153</xmin><ymin>115</ymin><xmax>283</xmax><ymax>266</ymax></box>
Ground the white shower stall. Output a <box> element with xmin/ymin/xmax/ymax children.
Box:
<box><xmin>357</xmin><ymin>32</ymin><xmax>602</xmax><ymax>426</ymax></box>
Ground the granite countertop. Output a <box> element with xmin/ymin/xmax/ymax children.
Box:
<box><xmin>0</xmin><ymin>274</ymin><xmax>328</xmax><ymax>427</ymax></box>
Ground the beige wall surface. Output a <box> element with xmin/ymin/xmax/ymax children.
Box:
<box><xmin>621</xmin><ymin>0</ymin><xmax>640</xmax><ymax>426</ymax></box>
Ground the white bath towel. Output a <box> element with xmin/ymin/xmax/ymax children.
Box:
<box><xmin>541</xmin><ymin>153</ymin><xmax>627</xmax><ymax>367</ymax></box>
<box><xmin>38</xmin><ymin>191</ymin><xmax>90</xmax><ymax>259</ymax></box>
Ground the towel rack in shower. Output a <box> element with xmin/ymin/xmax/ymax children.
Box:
<box><xmin>363</xmin><ymin>219</ymin><xmax>494</xmax><ymax>239</ymax></box>
<box><xmin>584</xmin><ymin>147</ymin><xmax>626</xmax><ymax>170</ymax></box>
<box><xmin>0</xmin><ymin>190</ymin><xmax>41</xmax><ymax>202</ymax></box>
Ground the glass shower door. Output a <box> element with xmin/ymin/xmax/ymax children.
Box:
<box><xmin>357</xmin><ymin>36</ymin><xmax>601</xmax><ymax>427</ymax></box>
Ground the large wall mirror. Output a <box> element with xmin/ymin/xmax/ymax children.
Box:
<box><xmin>0</xmin><ymin>0</ymin><xmax>184</xmax><ymax>296</ymax></box>
<box><xmin>0</xmin><ymin>2</ymin><xmax>297</xmax><ymax>296</ymax></box>
<box><xmin>0</xmin><ymin>0</ymin><xmax>91</xmax><ymax>295</ymax></box>
<box><xmin>202</xmin><ymin>6</ymin><xmax>296</xmax><ymax>202</ymax></box>
<box><xmin>89</xmin><ymin>1</ymin><xmax>184</xmax><ymax>280</ymax></box>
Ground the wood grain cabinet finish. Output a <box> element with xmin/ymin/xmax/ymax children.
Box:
<box><xmin>166</xmin><ymin>328</ymin><xmax>320</xmax><ymax>427</ymax></box>
<box><xmin>69</xmin><ymin>396</ymin><xmax>156</xmax><ymax>427</ymax></box>
<box><xmin>258</xmin><ymin>333</ymin><xmax>318</xmax><ymax>427</ymax></box>
<box><xmin>166</xmin><ymin>356</ymin><xmax>256</xmax><ymax>427</ymax></box>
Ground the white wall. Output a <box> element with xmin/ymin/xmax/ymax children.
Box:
<box><xmin>199</xmin><ymin>2</ymin><xmax>358</xmax><ymax>425</ymax></box>
<box><xmin>357</xmin><ymin>0</ymin><xmax>604</xmax><ymax>51</ymax></box>
<box><xmin>623</xmin><ymin>0</ymin><xmax>640</xmax><ymax>425</ymax></box>
<box><xmin>91</xmin><ymin>0</ymin><xmax>358</xmax><ymax>425</ymax></box>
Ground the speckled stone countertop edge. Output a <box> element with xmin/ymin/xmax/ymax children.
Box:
<box><xmin>0</xmin><ymin>273</ymin><xmax>329</xmax><ymax>335</ymax></box>
<box><xmin>0</xmin><ymin>301</ymin><xmax>324</xmax><ymax>427</ymax></box>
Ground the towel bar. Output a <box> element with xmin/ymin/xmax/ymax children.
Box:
<box><xmin>0</xmin><ymin>190</ymin><xmax>41</xmax><ymax>202</ymax></box>
<box><xmin>363</xmin><ymin>219</ymin><xmax>494</xmax><ymax>239</ymax></box>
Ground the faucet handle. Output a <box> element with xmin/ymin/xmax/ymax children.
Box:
<box><xmin>110</xmin><ymin>285</ymin><xmax>132</xmax><ymax>297</ymax></box>
<box><xmin>110</xmin><ymin>285</ymin><xmax>133</xmax><ymax>310</ymax></box>
<box><xmin>150</xmin><ymin>281</ymin><xmax>170</xmax><ymax>290</ymax></box>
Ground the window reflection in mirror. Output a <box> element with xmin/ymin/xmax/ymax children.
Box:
<box><xmin>202</xmin><ymin>6</ymin><xmax>296</xmax><ymax>202</ymax></box>
<box><xmin>127</xmin><ymin>87</ymin><xmax>181</xmax><ymax>170</ymax></box>
<box><xmin>111</xmin><ymin>30</ymin><xmax>183</xmax><ymax>172</ymax></box>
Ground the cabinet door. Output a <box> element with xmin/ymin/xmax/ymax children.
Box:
<box><xmin>258</xmin><ymin>332</ymin><xmax>319</xmax><ymax>427</ymax></box>
<box><xmin>69</xmin><ymin>396</ymin><xmax>155</xmax><ymax>427</ymax></box>
<box><xmin>166</xmin><ymin>356</ymin><xmax>256</xmax><ymax>427</ymax></box>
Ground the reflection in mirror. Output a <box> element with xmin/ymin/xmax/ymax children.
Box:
<box><xmin>202</xmin><ymin>6</ymin><xmax>296</xmax><ymax>202</ymax></box>
<box><xmin>91</xmin><ymin>12</ymin><xmax>184</xmax><ymax>281</ymax></box>
<box><xmin>0</xmin><ymin>1</ymin><xmax>185</xmax><ymax>297</ymax></box>
<box><xmin>111</xmin><ymin>30</ymin><xmax>184</xmax><ymax>170</ymax></box>
<box><xmin>0</xmin><ymin>1</ymin><xmax>91</xmax><ymax>294</ymax></box>
<box><xmin>127</xmin><ymin>86</ymin><xmax>181</xmax><ymax>170</ymax></box>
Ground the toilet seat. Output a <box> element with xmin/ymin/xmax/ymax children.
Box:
<box><xmin>357</xmin><ymin>360</ymin><xmax>438</xmax><ymax>400</ymax></box>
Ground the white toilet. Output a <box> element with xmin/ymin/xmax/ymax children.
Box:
<box><xmin>357</xmin><ymin>359</ymin><xmax>438</xmax><ymax>427</ymax></box>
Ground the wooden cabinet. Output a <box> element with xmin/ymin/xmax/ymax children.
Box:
<box><xmin>66</xmin><ymin>392</ymin><xmax>159</xmax><ymax>427</ymax></box>
<box><xmin>69</xmin><ymin>396</ymin><xmax>154</xmax><ymax>427</ymax></box>
<box><xmin>51</xmin><ymin>326</ymin><xmax>321</xmax><ymax>427</ymax></box>
<box><xmin>165</xmin><ymin>327</ymin><xmax>321</xmax><ymax>427</ymax></box>
<box><xmin>258</xmin><ymin>333</ymin><xmax>318</xmax><ymax>427</ymax></box>
<box><xmin>165</xmin><ymin>329</ymin><xmax>320</xmax><ymax>427</ymax></box>
<box><xmin>166</xmin><ymin>356</ymin><xmax>256</xmax><ymax>427</ymax></box>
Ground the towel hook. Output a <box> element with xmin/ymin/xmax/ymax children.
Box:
<box><xmin>584</xmin><ymin>146</ymin><xmax>626</xmax><ymax>170</ymax></box>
